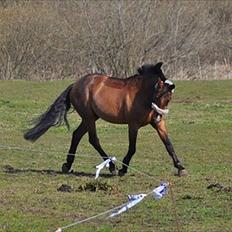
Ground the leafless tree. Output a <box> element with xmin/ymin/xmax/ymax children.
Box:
<box><xmin>0</xmin><ymin>0</ymin><xmax>231</xmax><ymax>80</ymax></box>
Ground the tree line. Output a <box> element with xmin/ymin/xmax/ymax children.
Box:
<box><xmin>0</xmin><ymin>0</ymin><xmax>231</xmax><ymax>80</ymax></box>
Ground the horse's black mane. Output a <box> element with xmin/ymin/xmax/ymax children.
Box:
<box><xmin>137</xmin><ymin>64</ymin><xmax>157</xmax><ymax>75</ymax></box>
<box><xmin>106</xmin><ymin>62</ymin><xmax>166</xmax><ymax>82</ymax></box>
<box><xmin>108</xmin><ymin>74</ymin><xmax>141</xmax><ymax>81</ymax></box>
<box><xmin>137</xmin><ymin>62</ymin><xmax>166</xmax><ymax>81</ymax></box>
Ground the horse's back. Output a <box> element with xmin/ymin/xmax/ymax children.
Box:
<box><xmin>70</xmin><ymin>74</ymin><xmax>153</xmax><ymax>125</ymax></box>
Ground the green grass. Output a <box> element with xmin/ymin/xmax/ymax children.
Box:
<box><xmin>0</xmin><ymin>80</ymin><xmax>231</xmax><ymax>232</ymax></box>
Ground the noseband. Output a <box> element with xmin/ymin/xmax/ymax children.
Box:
<box><xmin>152</xmin><ymin>80</ymin><xmax>175</xmax><ymax>122</ymax></box>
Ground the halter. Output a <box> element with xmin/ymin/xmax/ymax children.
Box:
<box><xmin>152</xmin><ymin>80</ymin><xmax>175</xmax><ymax>123</ymax></box>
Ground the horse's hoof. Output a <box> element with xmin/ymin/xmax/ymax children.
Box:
<box><xmin>178</xmin><ymin>169</ymin><xmax>188</xmax><ymax>177</ymax></box>
<box><xmin>118</xmin><ymin>169</ymin><xmax>127</xmax><ymax>177</ymax></box>
<box><xmin>62</xmin><ymin>163</ymin><xmax>71</xmax><ymax>174</ymax></box>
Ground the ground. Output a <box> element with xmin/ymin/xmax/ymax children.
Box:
<box><xmin>0</xmin><ymin>80</ymin><xmax>231</xmax><ymax>232</ymax></box>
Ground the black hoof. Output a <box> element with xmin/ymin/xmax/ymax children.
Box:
<box><xmin>62</xmin><ymin>163</ymin><xmax>72</xmax><ymax>174</ymax></box>
<box><xmin>118</xmin><ymin>168</ymin><xmax>127</xmax><ymax>177</ymax></box>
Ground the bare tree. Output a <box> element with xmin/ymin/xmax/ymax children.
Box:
<box><xmin>0</xmin><ymin>0</ymin><xmax>231</xmax><ymax>80</ymax></box>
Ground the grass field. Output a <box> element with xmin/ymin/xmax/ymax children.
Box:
<box><xmin>0</xmin><ymin>80</ymin><xmax>231</xmax><ymax>232</ymax></box>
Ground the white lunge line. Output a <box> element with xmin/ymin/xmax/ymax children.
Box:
<box><xmin>54</xmin><ymin>183</ymin><xmax>169</xmax><ymax>232</ymax></box>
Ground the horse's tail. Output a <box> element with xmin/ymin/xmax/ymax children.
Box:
<box><xmin>24</xmin><ymin>84</ymin><xmax>73</xmax><ymax>142</ymax></box>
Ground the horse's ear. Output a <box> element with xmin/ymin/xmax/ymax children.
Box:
<box><xmin>155</xmin><ymin>62</ymin><xmax>163</xmax><ymax>69</ymax></box>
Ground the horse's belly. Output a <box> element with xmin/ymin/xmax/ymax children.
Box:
<box><xmin>92</xmin><ymin>102</ymin><xmax>129</xmax><ymax>124</ymax></box>
<box><xmin>92</xmin><ymin>89</ymin><xmax>129</xmax><ymax>124</ymax></box>
<box><xmin>100</xmin><ymin>114</ymin><xmax>128</xmax><ymax>124</ymax></box>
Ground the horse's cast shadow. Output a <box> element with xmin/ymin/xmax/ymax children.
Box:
<box><xmin>2</xmin><ymin>165</ymin><xmax>113</xmax><ymax>178</ymax></box>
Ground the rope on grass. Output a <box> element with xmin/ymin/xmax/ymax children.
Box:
<box><xmin>0</xmin><ymin>143</ymin><xmax>180</xmax><ymax>232</ymax></box>
<box><xmin>55</xmin><ymin>183</ymin><xmax>169</xmax><ymax>232</ymax></box>
<box><xmin>94</xmin><ymin>157</ymin><xmax>180</xmax><ymax>232</ymax></box>
<box><xmin>0</xmin><ymin>143</ymin><xmax>76</xmax><ymax>155</ymax></box>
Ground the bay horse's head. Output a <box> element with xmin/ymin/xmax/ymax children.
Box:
<box><xmin>152</xmin><ymin>79</ymin><xmax>175</xmax><ymax>117</ymax></box>
<box><xmin>137</xmin><ymin>62</ymin><xmax>166</xmax><ymax>82</ymax></box>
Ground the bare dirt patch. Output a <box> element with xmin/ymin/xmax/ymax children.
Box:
<box><xmin>207</xmin><ymin>183</ymin><xmax>232</xmax><ymax>193</ymax></box>
<box><xmin>57</xmin><ymin>181</ymin><xmax>113</xmax><ymax>193</ymax></box>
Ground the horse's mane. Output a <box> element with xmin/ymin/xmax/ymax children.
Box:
<box><xmin>108</xmin><ymin>64</ymin><xmax>156</xmax><ymax>80</ymax></box>
<box><xmin>108</xmin><ymin>74</ymin><xmax>142</xmax><ymax>82</ymax></box>
<box><xmin>100</xmin><ymin>62</ymin><xmax>165</xmax><ymax>84</ymax></box>
<box><xmin>137</xmin><ymin>62</ymin><xmax>166</xmax><ymax>81</ymax></box>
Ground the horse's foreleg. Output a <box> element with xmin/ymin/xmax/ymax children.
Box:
<box><xmin>118</xmin><ymin>126</ymin><xmax>138</xmax><ymax>176</ymax></box>
<box><xmin>150</xmin><ymin>119</ymin><xmax>187</xmax><ymax>176</ymax></box>
<box><xmin>62</xmin><ymin>121</ymin><xmax>87</xmax><ymax>173</ymax></box>
<box><xmin>87</xmin><ymin>121</ymin><xmax>116</xmax><ymax>175</ymax></box>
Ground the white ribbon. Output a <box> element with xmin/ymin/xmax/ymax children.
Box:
<box><xmin>95</xmin><ymin>157</ymin><xmax>116</xmax><ymax>179</ymax></box>
<box><xmin>54</xmin><ymin>182</ymin><xmax>169</xmax><ymax>231</ymax></box>
<box><xmin>151</xmin><ymin>103</ymin><xmax>169</xmax><ymax>116</ymax></box>
<box><xmin>152</xmin><ymin>182</ymin><xmax>169</xmax><ymax>199</ymax></box>
<box><xmin>108</xmin><ymin>182</ymin><xmax>169</xmax><ymax>218</ymax></box>
<box><xmin>109</xmin><ymin>194</ymin><xmax>147</xmax><ymax>218</ymax></box>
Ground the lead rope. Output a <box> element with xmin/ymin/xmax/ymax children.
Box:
<box><xmin>0</xmin><ymin>143</ymin><xmax>180</xmax><ymax>231</ymax></box>
<box><xmin>114</xmin><ymin>159</ymin><xmax>181</xmax><ymax>232</ymax></box>
<box><xmin>169</xmin><ymin>180</ymin><xmax>181</xmax><ymax>232</ymax></box>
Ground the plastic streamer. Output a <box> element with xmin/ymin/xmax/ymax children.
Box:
<box><xmin>108</xmin><ymin>194</ymin><xmax>147</xmax><ymax>218</ymax></box>
<box><xmin>153</xmin><ymin>182</ymin><xmax>169</xmax><ymax>199</ymax></box>
<box><xmin>54</xmin><ymin>182</ymin><xmax>169</xmax><ymax>232</ymax></box>
<box><xmin>95</xmin><ymin>157</ymin><xmax>116</xmax><ymax>179</ymax></box>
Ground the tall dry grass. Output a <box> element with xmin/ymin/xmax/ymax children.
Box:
<box><xmin>0</xmin><ymin>0</ymin><xmax>231</xmax><ymax>80</ymax></box>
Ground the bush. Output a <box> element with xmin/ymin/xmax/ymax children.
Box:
<box><xmin>0</xmin><ymin>0</ymin><xmax>231</xmax><ymax>80</ymax></box>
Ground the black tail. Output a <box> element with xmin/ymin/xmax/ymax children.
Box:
<box><xmin>24</xmin><ymin>84</ymin><xmax>73</xmax><ymax>142</ymax></box>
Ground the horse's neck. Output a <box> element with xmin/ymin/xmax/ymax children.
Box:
<box><xmin>141</xmin><ymin>78</ymin><xmax>156</xmax><ymax>95</ymax></box>
<box><xmin>138</xmin><ymin>78</ymin><xmax>157</xmax><ymax>107</ymax></box>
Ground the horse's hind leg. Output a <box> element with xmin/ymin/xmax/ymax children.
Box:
<box><xmin>62</xmin><ymin>121</ymin><xmax>87</xmax><ymax>173</ymax></box>
<box><xmin>87</xmin><ymin>120</ymin><xmax>116</xmax><ymax>175</ymax></box>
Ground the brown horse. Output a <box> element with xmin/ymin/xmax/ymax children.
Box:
<box><xmin>24</xmin><ymin>62</ymin><xmax>187</xmax><ymax>176</ymax></box>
